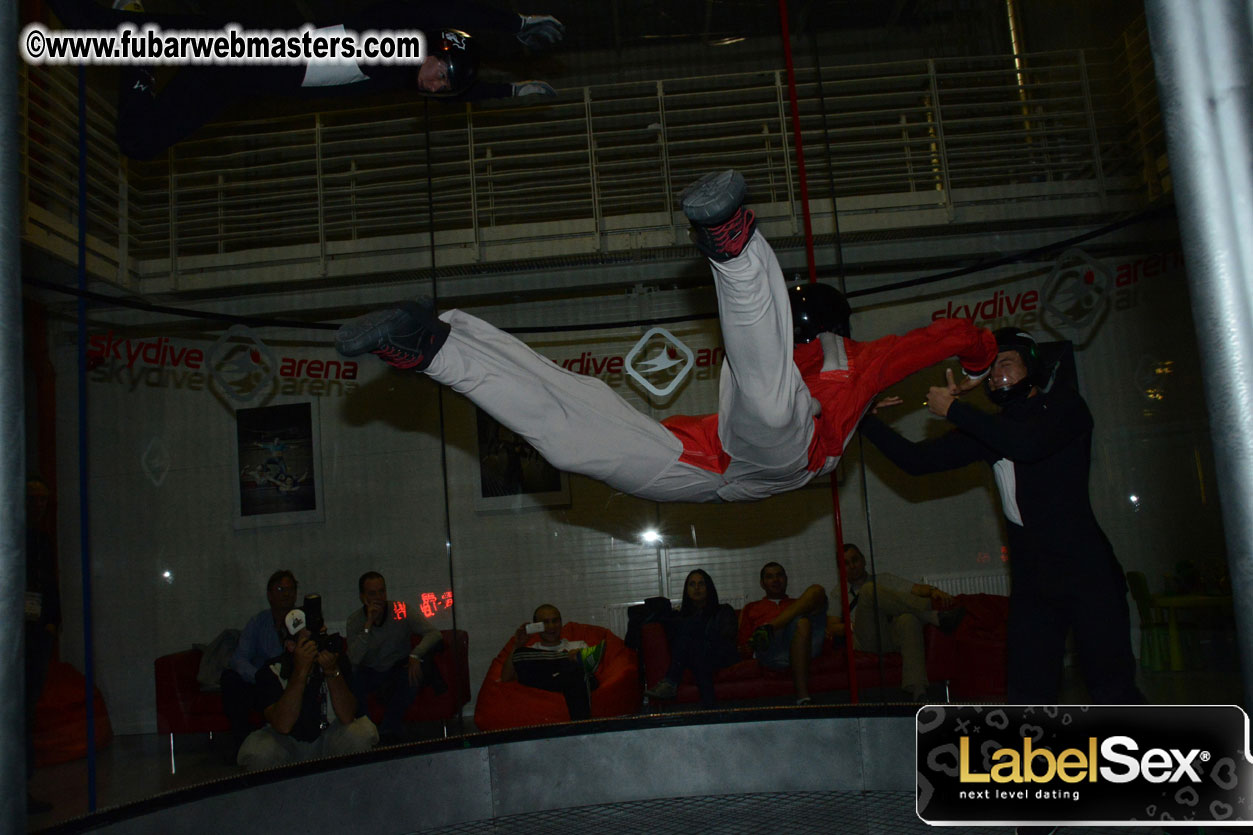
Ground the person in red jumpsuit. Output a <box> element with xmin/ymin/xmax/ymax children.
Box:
<box><xmin>337</xmin><ymin>169</ymin><xmax>997</xmax><ymax>503</ymax></box>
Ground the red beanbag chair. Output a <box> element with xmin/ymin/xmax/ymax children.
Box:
<box><xmin>474</xmin><ymin>623</ymin><xmax>640</xmax><ymax>732</ymax></box>
<box><xmin>34</xmin><ymin>661</ymin><xmax>113</xmax><ymax>766</ymax></box>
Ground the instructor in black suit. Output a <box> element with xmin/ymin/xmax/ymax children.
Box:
<box><xmin>858</xmin><ymin>328</ymin><xmax>1143</xmax><ymax>705</ymax></box>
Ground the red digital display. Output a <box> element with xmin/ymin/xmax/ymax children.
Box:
<box><xmin>419</xmin><ymin>589</ymin><xmax>455</xmax><ymax>618</ymax></box>
<box><xmin>392</xmin><ymin>601</ymin><xmax>407</xmax><ymax>620</ymax></box>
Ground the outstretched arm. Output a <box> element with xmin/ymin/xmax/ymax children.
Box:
<box><xmin>858</xmin><ymin>412</ymin><xmax>985</xmax><ymax>476</ymax></box>
<box><xmin>352</xmin><ymin>0</ymin><xmax>562</xmax><ymax>46</ymax></box>
<box><xmin>944</xmin><ymin>388</ymin><xmax>1093</xmax><ymax>463</ymax></box>
<box><xmin>453</xmin><ymin>80</ymin><xmax>551</xmax><ymax>102</ymax></box>
<box><xmin>857</xmin><ymin>319</ymin><xmax>997</xmax><ymax>396</ymax></box>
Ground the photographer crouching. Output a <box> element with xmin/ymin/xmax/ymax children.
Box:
<box><xmin>238</xmin><ymin>594</ymin><xmax>378</xmax><ymax>770</ymax></box>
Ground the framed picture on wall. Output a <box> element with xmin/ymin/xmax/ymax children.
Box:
<box><xmin>234</xmin><ymin>401</ymin><xmax>325</xmax><ymax>528</ymax></box>
<box><xmin>474</xmin><ymin>407</ymin><xmax>570</xmax><ymax>512</ymax></box>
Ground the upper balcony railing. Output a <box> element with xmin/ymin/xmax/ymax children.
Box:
<box><xmin>21</xmin><ymin>43</ymin><xmax>1165</xmax><ymax>297</ymax></box>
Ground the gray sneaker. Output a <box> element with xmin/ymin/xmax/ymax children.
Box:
<box><xmin>681</xmin><ymin>170</ymin><xmax>747</xmax><ymax>224</ymax></box>
<box><xmin>680</xmin><ymin>170</ymin><xmax>756</xmax><ymax>261</ymax></box>
<box><xmin>336</xmin><ymin>300</ymin><xmax>450</xmax><ymax>372</ymax></box>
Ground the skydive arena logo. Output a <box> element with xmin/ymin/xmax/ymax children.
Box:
<box><xmin>624</xmin><ymin>327</ymin><xmax>695</xmax><ymax>398</ymax></box>
<box><xmin>918</xmin><ymin>705</ymin><xmax>1252</xmax><ymax>826</ymax></box>
<box><xmin>207</xmin><ymin>325</ymin><xmax>280</xmax><ymax>403</ymax></box>
<box><xmin>1039</xmin><ymin>246</ymin><xmax>1114</xmax><ymax>346</ymax></box>
<box><xmin>87</xmin><ymin>327</ymin><xmax>360</xmax><ymax>399</ymax></box>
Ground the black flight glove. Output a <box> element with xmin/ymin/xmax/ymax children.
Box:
<box><xmin>517</xmin><ymin>13</ymin><xmax>565</xmax><ymax>50</ymax></box>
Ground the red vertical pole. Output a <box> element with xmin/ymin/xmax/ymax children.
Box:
<box><xmin>775</xmin><ymin>0</ymin><xmax>817</xmax><ymax>284</ymax></box>
<box><xmin>777</xmin><ymin>0</ymin><xmax>858</xmax><ymax>704</ymax></box>
<box><xmin>830</xmin><ymin>480</ymin><xmax>857</xmax><ymax>703</ymax></box>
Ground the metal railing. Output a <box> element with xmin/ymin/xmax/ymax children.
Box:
<box><xmin>1109</xmin><ymin>13</ymin><xmax>1169</xmax><ymax>201</ymax></box>
<box><xmin>21</xmin><ymin>43</ymin><xmax>1165</xmax><ymax>294</ymax></box>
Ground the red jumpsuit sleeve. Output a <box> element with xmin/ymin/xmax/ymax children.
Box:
<box><xmin>850</xmin><ymin>318</ymin><xmax>996</xmax><ymax>393</ymax></box>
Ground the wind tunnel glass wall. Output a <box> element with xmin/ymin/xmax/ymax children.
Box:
<box><xmin>19</xmin><ymin>2</ymin><xmax>1243</xmax><ymax>824</ymax></box>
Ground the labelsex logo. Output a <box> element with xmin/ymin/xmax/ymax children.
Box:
<box><xmin>917</xmin><ymin>704</ymin><xmax>1251</xmax><ymax>827</ymax></box>
<box><xmin>960</xmin><ymin>735</ymin><xmax>1206</xmax><ymax>784</ymax></box>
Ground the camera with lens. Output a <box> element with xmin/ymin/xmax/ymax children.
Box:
<box><xmin>284</xmin><ymin>593</ymin><xmax>342</xmax><ymax>653</ymax></box>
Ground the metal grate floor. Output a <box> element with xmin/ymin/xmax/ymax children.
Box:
<box><xmin>425</xmin><ymin>790</ymin><xmax>1176</xmax><ymax>835</ymax></box>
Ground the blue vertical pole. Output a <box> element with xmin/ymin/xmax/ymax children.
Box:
<box><xmin>76</xmin><ymin>66</ymin><xmax>98</xmax><ymax>812</ymax></box>
<box><xmin>1</xmin><ymin>0</ymin><xmax>27</xmax><ymax>828</ymax></box>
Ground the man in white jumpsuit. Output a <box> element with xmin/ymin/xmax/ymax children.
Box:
<box><xmin>337</xmin><ymin>170</ymin><xmax>998</xmax><ymax>503</ymax></box>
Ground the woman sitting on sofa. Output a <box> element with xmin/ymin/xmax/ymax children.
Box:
<box><xmin>644</xmin><ymin>570</ymin><xmax>739</xmax><ymax>707</ymax></box>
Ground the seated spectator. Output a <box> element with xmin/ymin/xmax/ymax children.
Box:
<box><xmin>644</xmin><ymin>569</ymin><xmax>738</xmax><ymax>707</ymax></box>
<box><xmin>500</xmin><ymin>604</ymin><xmax>604</xmax><ymax>720</ymax></box>
<box><xmin>237</xmin><ymin>621</ymin><xmax>377</xmax><ymax>770</ymax></box>
<box><xmin>345</xmin><ymin>571</ymin><xmax>444</xmax><ymax>742</ymax></box>
<box><xmin>828</xmin><ymin>544</ymin><xmax>966</xmax><ymax>700</ymax></box>
<box><xmin>220</xmin><ymin>570</ymin><xmax>298</xmax><ymax>760</ymax></box>
<box><xmin>739</xmin><ymin>562</ymin><xmax>828</xmax><ymax>705</ymax></box>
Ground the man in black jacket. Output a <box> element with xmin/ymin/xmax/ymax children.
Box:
<box><xmin>858</xmin><ymin>328</ymin><xmax>1143</xmax><ymax>705</ymax></box>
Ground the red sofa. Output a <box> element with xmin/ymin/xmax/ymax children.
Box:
<box><xmin>640</xmin><ymin>593</ymin><xmax>1008</xmax><ymax>704</ymax></box>
<box><xmin>154</xmin><ymin>629</ymin><xmax>471</xmax><ymax>769</ymax></box>
<box><xmin>925</xmin><ymin>593</ymin><xmax>1010</xmax><ymax>701</ymax></box>
<box><xmin>474</xmin><ymin>623</ymin><xmax>640</xmax><ymax>731</ymax></box>
<box><xmin>153</xmin><ymin>649</ymin><xmax>232</xmax><ymax>739</ymax></box>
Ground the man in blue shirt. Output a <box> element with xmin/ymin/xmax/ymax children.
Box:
<box><xmin>220</xmin><ymin>570</ymin><xmax>299</xmax><ymax>759</ymax></box>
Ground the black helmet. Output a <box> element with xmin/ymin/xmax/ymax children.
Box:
<box><xmin>788</xmin><ymin>283</ymin><xmax>851</xmax><ymax>343</ymax></box>
<box><xmin>430</xmin><ymin>29</ymin><xmax>479</xmax><ymax>95</ymax></box>
<box><xmin>986</xmin><ymin>327</ymin><xmax>1043</xmax><ymax>405</ymax></box>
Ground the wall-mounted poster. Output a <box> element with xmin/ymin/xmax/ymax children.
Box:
<box><xmin>474</xmin><ymin>407</ymin><xmax>570</xmax><ymax>512</ymax></box>
<box><xmin>235</xmin><ymin>401</ymin><xmax>324</xmax><ymax>528</ymax></box>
